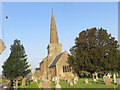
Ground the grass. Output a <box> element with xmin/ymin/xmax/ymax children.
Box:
<box><xmin>18</xmin><ymin>80</ymin><xmax>41</xmax><ymax>88</ymax></box>
<box><xmin>59</xmin><ymin>78</ymin><xmax>118</xmax><ymax>88</ymax></box>
<box><xmin>17</xmin><ymin>78</ymin><xmax>119</xmax><ymax>89</ymax></box>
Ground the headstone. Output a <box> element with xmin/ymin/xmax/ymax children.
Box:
<box><xmin>107</xmin><ymin>73</ymin><xmax>111</xmax><ymax>78</ymax></box>
<box><xmin>117</xmin><ymin>78</ymin><xmax>120</xmax><ymax>85</ymax></box>
<box><xmin>92</xmin><ymin>74</ymin><xmax>95</xmax><ymax>80</ymax></box>
<box><xmin>52</xmin><ymin>77</ymin><xmax>55</xmax><ymax>81</ymax></box>
<box><xmin>22</xmin><ymin>78</ymin><xmax>26</xmax><ymax>86</ymax></box>
<box><xmin>104</xmin><ymin>76</ymin><xmax>112</xmax><ymax>85</ymax></box>
<box><xmin>95</xmin><ymin>73</ymin><xmax>98</xmax><ymax>79</ymax></box>
<box><xmin>69</xmin><ymin>81</ymin><xmax>73</xmax><ymax>86</ymax></box>
<box><xmin>15</xmin><ymin>80</ymin><xmax>18</xmax><ymax>87</ymax></box>
<box><xmin>39</xmin><ymin>82</ymin><xmax>42</xmax><ymax>88</ymax></box>
<box><xmin>67</xmin><ymin>79</ymin><xmax>71</xmax><ymax>83</ymax></box>
<box><xmin>55</xmin><ymin>77</ymin><xmax>58</xmax><ymax>82</ymax></box>
<box><xmin>103</xmin><ymin>75</ymin><xmax>106</xmax><ymax>82</ymax></box>
<box><xmin>42</xmin><ymin>76</ymin><xmax>45</xmax><ymax>81</ymax></box>
<box><xmin>42</xmin><ymin>80</ymin><xmax>51</xmax><ymax>88</ymax></box>
<box><xmin>93</xmin><ymin>78</ymin><xmax>97</xmax><ymax>83</ymax></box>
<box><xmin>55</xmin><ymin>82</ymin><xmax>61</xmax><ymax>88</ymax></box>
<box><xmin>113</xmin><ymin>74</ymin><xmax>117</xmax><ymax>84</ymax></box>
<box><xmin>73</xmin><ymin>80</ymin><xmax>77</xmax><ymax>84</ymax></box>
<box><xmin>56</xmin><ymin>80</ymin><xmax>60</xmax><ymax>84</ymax></box>
<box><xmin>85</xmin><ymin>79</ymin><xmax>89</xmax><ymax>84</ymax></box>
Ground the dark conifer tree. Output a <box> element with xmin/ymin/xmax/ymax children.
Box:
<box><xmin>2</xmin><ymin>39</ymin><xmax>30</xmax><ymax>87</ymax></box>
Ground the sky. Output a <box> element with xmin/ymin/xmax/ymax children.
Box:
<box><xmin>0</xmin><ymin>2</ymin><xmax>118</xmax><ymax>74</ymax></box>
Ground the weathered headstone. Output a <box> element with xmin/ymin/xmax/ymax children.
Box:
<box><xmin>55</xmin><ymin>77</ymin><xmax>58</xmax><ymax>82</ymax></box>
<box><xmin>103</xmin><ymin>75</ymin><xmax>106</xmax><ymax>82</ymax></box>
<box><xmin>113</xmin><ymin>74</ymin><xmax>117</xmax><ymax>84</ymax></box>
<box><xmin>39</xmin><ymin>82</ymin><xmax>42</xmax><ymax>88</ymax></box>
<box><xmin>93</xmin><ymin>78</ymin><xmax>97</xmax><ymax>83</ymax></box>
<box><xmin>67</xmin><ymin>79</ymin><xmax>71</xmax><ymax>83</ymax></box>
<box><xmin>42</xmin><ymin>80</ymin><xmax>51</xmax><ymax>88</ymax></box>
<box><xmin>73</xmin><ymin>80</ymin><xmax>77</xmax><ymax>84</ymax></box>
<box><xmin>22</xmin><ymin>78</ymin><xmax>26</xmax><ymax>86</ymax></box>
<box><xmin>15</xmin><ymin>80</ymin><xmax>18</xmax><ymax>87</ymax></box>
<box><xmin>52</xmin><ymin>77</ymin><xmax>55</xmax><ymax>81</ymax></box>
<box><xmin>69</xmin><ymin>81</ymin><xmax>73</xmax><ymax>86</ymax></box>
<box><xmin>104</xmin><ymin>76</ymin><xmax>112</xmax><ymax>85</ymax></box>
<box><xmin>107</xmin><ymin>73</ymin><xmax>111</xmax><ymax>78</ymax></box>
<box><xmin>55</xmin><ymin>82</ymin><xmax>61</xmax><ymax>88</ymax></box>
<box><xmin>92</xmin><ymin>73</ymin><xmax>95</xmax><ymax>80</ymax></box>
<box><xmin>85</xmin><ymin>79</ymin><xmax>89</xmax><ymax>84</ymax></box>
<box><xmin>117</xmin><ymin>78</ymin><xmax>120</xmax><ymax>85</ymax></box>
<box><xmin>42</xmin><ymin>76</ymin><xmax>45</xmax><ymax>81</ymax></box>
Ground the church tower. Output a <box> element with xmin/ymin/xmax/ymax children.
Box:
<box><xmin>47</xmin><ymin>11</ymin><xmax>62</xmax><ymax>57</ymax></box>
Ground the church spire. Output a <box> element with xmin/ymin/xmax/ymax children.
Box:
<box><xmin>50</xmin><ymin>10</ymin><xmax>59</xmax><ymax>44</ymax></box>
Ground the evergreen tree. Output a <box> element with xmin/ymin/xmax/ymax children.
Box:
<box><xmin>68</xmin><ymin>27</ymin><xmax>119</xmax><ymax>77</ymax></box>
<box><xmin>2</xmin><ymin>39</ymin><xmax>30</xmax><ymax>87</ymax></box>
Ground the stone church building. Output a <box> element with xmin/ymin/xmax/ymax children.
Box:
<box><xmin>35</xmin><ymin>11</ymin><xmax>75</xmax><ymax>80</ymax></box>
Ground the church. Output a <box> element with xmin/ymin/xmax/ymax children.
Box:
<box><xmin>35</xmin><ymin>11</ymin><xmax>76</xmax><ymax>80</ymax></box>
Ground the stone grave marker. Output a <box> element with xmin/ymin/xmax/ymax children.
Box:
<box><xmin>15</xmin><ymin>80</ymin><xmax>18</xmax><ymax>87</ymax></box>
<box><xmin>52</xmin><ymin>77</ymin><xmax>55</xmax><ymax>81</ymax></box>
<box><xmin>117</xmin><ymin>78</ymin><xmax>120</xmax><ymax>85</ymax></box>
<box><xmin>22</xmin><ymin>78</ymin><xmax>26</xmax><ymax>86</ymax></box>
<box><xmin>69</xmin><ymin>81</ymin><xmax>73</xmax><ymax>86</ymax></box>
<box><xmin>67</xmin><ymin>79</ymin><xmax>71</xmax><ymax>83</ymax></box>
<box><xmin>93</xmin><ymin>78</ymin><xmax>97</xmax><ymax>83</ymax></box>
<box><xmin>104</xmin><ymin>76</ymin><xmax>112</xmax><ymax>85</ymax></box>
<box><xmin>85</xmin><ymin>79</ymin><xmax>89</xmax><ymax>84</ymax></box>
<box><xmin>42</xmin><ymin>80</ymin><xmax>51</xmax><ymax>88</ymax></box>
<box><xmin>113</xmin><ymin>74</ymin><xmax>117</xmax><ymax>84</ymax></box>
<box><xmin>55</xmin><ymin>81</ymin><xmax>61</xmax><ymax>88</ymax></box>
<box><xmin>107</xmin><ymin>73</ymin><xmax>111</xmax><ymax>78</ymax></box>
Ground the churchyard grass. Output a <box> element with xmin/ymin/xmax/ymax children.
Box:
<box><xmin>17</xmin><ymin>78</ymin><xmax>118</xmax><ymax>88</ymax></box>
<box><xmin>59</xmin><ymin>78</ymin><xmax>118</xmax><ymax>88</ymax></box>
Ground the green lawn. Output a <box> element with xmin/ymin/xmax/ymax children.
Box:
<box><xmin>59</xmin><ymin>78</ymin><xmax>118</xmax><ymax>88</ymax></box>
<box><xmin>17</xmin><ymin>78</ymin><xmax>119</xmax><ymax>89</ymax></box>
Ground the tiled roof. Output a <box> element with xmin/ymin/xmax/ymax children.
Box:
<box><xmin>49</xmin><ymin>53</ymin><xmax>63</xmax><ymax>68</ymax></box>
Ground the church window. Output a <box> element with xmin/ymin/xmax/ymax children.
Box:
<box><xmin>63</xmin><ymin>66</ymin><xmax>71</xmax><ymax>72</ymax></box>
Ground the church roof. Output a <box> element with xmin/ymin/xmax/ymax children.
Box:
<box><xmin>49</xmin><ymin>52</ymin><xmax>63</xmax><ymax>68</ymax></box>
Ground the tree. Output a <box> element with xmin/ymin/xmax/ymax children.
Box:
<box><xmin>2</xmin><ymin>39</ymin><xmax>30</xmax><ymax>87</ymax></box>
<box><xmin>68</xmin><ymin>27</ymin><xmax>119</xmax><ymax>77</ymax></box>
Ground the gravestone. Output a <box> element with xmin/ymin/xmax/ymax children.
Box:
<box><xmin>56</xmin><ymin>79</ymin><xmax>60</xmax><ymax>84</ymax></box>
<box><xmin>92</xmin><ymin>73</ymin><xmax>95</xmax><ymax>80</ymax></box>
<box><xmin>73</xmin><ymin>78</ymin><xmax>77</xmax><ymax>84</ymax></box>
<box><xmin>103</xmin><ymin>75</ymin><xmax>106</xmax><ymax>82</ymax></box>
<box><xmin>39</xmin><ymin>82</ymin><xmax>42</xmax><ymax>88</ymax></box>
<box><xmin>85</xmin><ymin>79</ymin><xmax>89</xmax><ymax>84</ymax></box>
<box><xmin>52</xmin><ymin>77</ymin><xmax>55</xmax><ymax>81</ymax></box>
<box><xmin>42</xmin><ymin>80</ymin><xmax>51</xmax><ymax>88</ymax></box>
<box><xmin>113</xmin><ymin>74</ymin><xmax>117</xmax><ymax>84</ymax></box>
<box><xmin>117</xmin><ymin>78</ymin><xmax>120</xmax><ymax>85</ymax></box>
<box><xmin>69</xmin><ymin>81</ymin><xmax>73</xmax><ymax>86</ymax></box>
<box><xmin>104</xmin><ymin>76</ymin><xmax>112</xmax><ymax>85</ymax></box>
<box><xmin>55</xmin><ymin>77</ymin><xmax>58</xmax><ymax>82</ymax></box>
<box><xmin>107</xmin><ymin>73</ymin><xmax>111</xmax><ymax>78</ymax></box>
<box><xmin>93</xmin><ymin>78</ymin><xmax>97</xmax><ymax>83</ymax></box>
<box><xmin>22</xmin><ymin>78</ymin><xmax>26</xmax><ymax>86</ymax></box>
<box><xmin>67</xmin><ymin>79</ymin><xmax>71</xmax><ymax>83</ymax></box>
<box><xmin>73</xmin><ymin>80</ymin><xmax>77</xmax><ymax>84</ymax></box>
<box><xmin>15</xmin><ymin>80</ymin><xmax>18</xmax><ymax>87</ymax></box>
<box><xmin>55</xmin><ymin>81</ymin><xmax>61</xmax><ymax>88</ymax></box>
